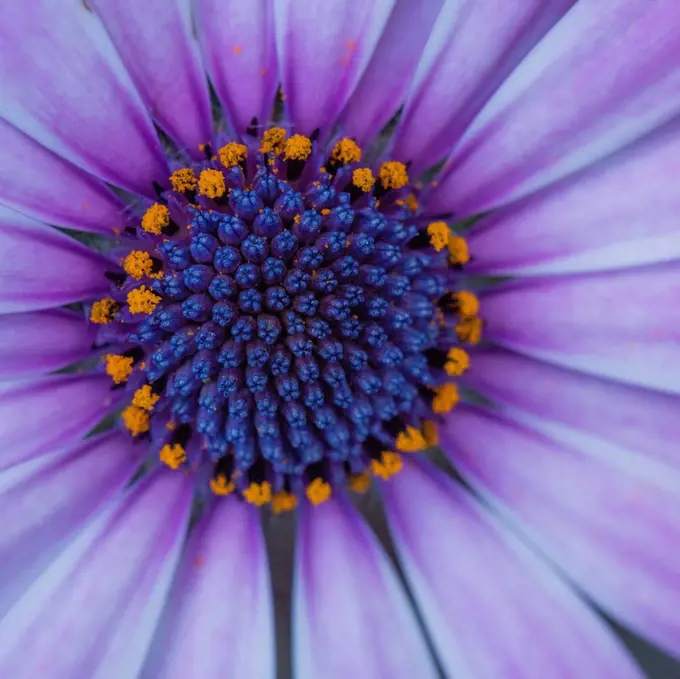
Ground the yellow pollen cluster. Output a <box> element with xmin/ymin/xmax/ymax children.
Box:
<box><xmin>219</xmin><ymin>142</ymin><xmax>248</xmax><ymax>168</ymax></box>
<box><xmin>132</xmin><ymin>384</ymin><xmax>159</xmax><ymax>411</ymax></box>
<box><xmin>432</xmin><ymin>384</ymin><xmax>459</xmax><ymax>414</ymax></box>
<box><xmin>395</xmin><ymin>426</ymin><xmax>427</xmax><ymax>453</ymax></box>
<box><xmin>169</xmin><ymin>168</ymin><xmax>197</xmax><ymax>193</ymax></box>
<box><xmin>127</xmin><ymin>286</ymin><xmax>161</xmax><ymax>315</ymax></box>
<box><xmin>427</xmin><ymin>222</ymin><xmax>451</xmax><ymax>252</ymax></box>
<box><xmin>348</xmin><ymin>473</ymin><xmax>371</xmax><ymax>494</ymax></box>
<box><xmin>444</xmin><ymin>347</ymin><xmax>470</xmax><ymax>377</ymax></box>
<box><xmin>159</xmin><ymin>443</ymin><xmax>187</xmax><ymax>470</ymax></box>
<box><xmin>352</xmin><ymin>168</ymin><xmax>375</xmax><ymax>192</ymax></box>
<box><xmin>455</xmin><ymin>291</ymin><xmax>479</xmax><ymax>318</ymax></box>
<box><xmin>371</xmin><ymin>452</ymin><xmax>403</xmax><ymax>480</ymax></box>
<box><xmin>456</xmin><ymin>316</ymin><xmax>483</xmax><ymax>345</ymax></box>
<box><xmin>260</xmin><ymin>127</ymin><xmax>287</xmax><ymax>154</ymax></box>
<box><xmin>448</xmin><ymin>236</ymin><xmax>470</xmax><ymax>265</ymax></box>
<box><xmin>243</xmin><ymin>481</ymin><xmax>272</xmax><ymax>506</ymax></box>
<box><xmin>141</xmin><ymin>203</ymin><xmax>170</xmax><ymax>235</ymax></box>
<box><xmin>379</xmin><ymin>161</ymin><xmax>409</xmax><ymax>190</ymax></box>
<box><xmin>210</xmin><ymin>474</ymin><xmax>235</xmax><ymax>496</ymax></box>
<box><xmin>332</xmin><ymin>137</ymin><xmax>362</xmax><ymax>164</ymax></box>
<box><xmin>271</xmin><ymin>491</ymin><xmax>298</xmax><ymax>515</ymax></box>
<box><xmin>306</xmin><ymin>478</ymin><xmax>332</xmax><ymax>505</ymax></box>
<box><xmin>90</xmin><ymin>298</ymin><xmax>118</xmax><ymax>324</ymax></box>
<box><xmin>122</xmin><ymin>405</ymin><xmax>150</xmax><ymax>436</ymax></box>
<box><xmin>198</xmin><ymin>169</ymin><xmax>226</xmax><ymax>198</ymax></box>
<box><xmin>284</xmin><ymin>134</ymin><xmax>312</xmax><ymax>161</ymax></box>
<box><xmin>123</xmin><ymin>250</ymin><xmax>155</xmax><ymax>280</ymax></box>
<box><xmin>105</xmin><ymin>354</ymin><xmax>134</xmax><ymax>384</ymax></box>
<box><xmin>422</xmin><ymin>420</ymin><xmax>439</xmax><ymax>447</ymax></box>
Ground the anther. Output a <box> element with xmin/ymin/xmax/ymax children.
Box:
<box><xmin>105</xmin><ymin>353</ymin><xmax>134</xmax><ymax>384</ymax></box>
<box><xmin>169</xmin><ymin>168</ymin><xmax>197</xmax><ymax>193</ymax></box>
<box><xmin>371</xmin><ymin>451</ymin><xmax>403</xmax><ymax>480</ymax></box>
<box><xmin>141</xmin><ymin>203</ymin><xmax>170</xmax><ymax>235</ymax></box>
<box><xmin>271</xmin><ymin>491</ymin><xmax>298</xmax><ymax>514</ymax></box>
<box><xmin>159</xmin><ymin>443</ymin><xmax>187</xmax><ymax>470</ymax></box>
<box><xmin>123</xmin><ymin>251</ymin><xmax>155</xmax><ymax>280</ymax></box>
<box><xmin>426</xmin><ymin>222</ymin><xmax>451</xmax><ymax>252</ymax></box>
<box><xmin>198</xmin><ymin>169</ymin><xmax>227</xmax><ymax>199</ymax></box>
<box><xmin>127</xmin><ymin>286</ymin><xmax>162</xmax><ymax>315</ymax></box>
<box><xmin>448</xmin><ymin>235</ymin><xmax>470</xmax><ymax>265</ymax></box>
<box><xmin>305</xmin><ymin>477</ymin><xmax>332</xmax><ymax>505</ymax></box>
<box><xmin>90</xmin><ymin>298</ymin><xmax>118</xmax><ymax>324</ymax></box>
<box><xmin>379</xmin><ymin>161</ymin><xmax>409</xmax><ymax>191</ymax></box>
<box><xmin>395</xmin><ymin>426</ymin><xmax>427</xmax><ymax>452</ymax></box>
<box><xmin>456</xmin><ymin>316</ymin><xmax>483</xmax><ymax>345</ymax></box>
<box><xmin>347</xmin><ymin>472</ymin><xmax>371</xmax><ymax>494</ymax></box>
<box><xmin>132</xmin><ymin>384</ymin><xmax>160</xmax><ymax>411</ymax></box>
<box><xmin>260</xmin><ymin>127</ymin><xmax>286</xmax><ymax>155</ymax></box>
<box><xmin>444</xmin><ymin>347</ymin><xmax>470</xmax><ymax>376</ymax></box>
<box><xmin>243</xmin><ymin>481</ymin><xmax>272</xmax><ymax>506</ymax></box>
<box><xmin>432</xmin><ymin>383</ymin><xmax>459</xmax><ymax>414</ymax></box>
<box><xmin>122</xmin><ymin>405</ymin><xmax>150</xmax><ymax>436</ymax></box>
<box><xmin>210</xmin><ymin>474</ymin><xmax>235</xmax><ymax>496</ymax></box>
<box><xmin>219</xmin><ymin>142</ymin><xmax>248</xmax><ymax>168</ymax></box>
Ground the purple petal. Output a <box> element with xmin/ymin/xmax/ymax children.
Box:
<box><xmin>442</xmin><ymin>406</ymin><xmax>680</xmax><ymax>660</ymax></box>
<box><xmin>467</xmin><ymin>120</ymin><xmax>680</xmax><ymax>275</ymax></box>
<box><xmin>196</xmin><ymin>0</ymin><xmax>278</xmax><ymax>137</ymax></box>
<box><xmin>0</xmin><ymin>206</ymin><xmax>111</xmax><ymax>314</ymax></box>
<box><xmin>480</xmin><ymin>265</ymin><xmax>680</xmax><ymax>393</ymax></box>
<box><xmin>0</xmin><ymin>431</ymin><xmax>139</xmax><ymax>613</ymax></box>
<box><xmin>464</xmin><ymin>348</ymin><xmax>680</xmax><ymax>475</ymax></box>
<box><xmin>141</xmin><ymin>498</ymin><xmax>274</xmax><ymax>679</ymax></box>
<box><xmin>0</xmin><ymin>120</ymin><xmax>126</xmax><ymax>234</ymax></box>
<box><xmin>0</xmin><ymin>310</ymin><xmax>96</xmax><ymax>380</ymax></box>
<box><xmin>382</xmin><ymin>459</ymin><xmax>644</xmax><ymax>678</ymax></box>
<box><xmin>427</xmin><ymin>0</ymin><xmax>680</xmax><ymax>216</ymax></box>
<box><xmin>338</xmin><ymin>0</ymin><xmax>445</xmax><ymax>144</ymax></box>
<box><xmin>274</xmin><ymin>0</ymin><xmax>396</xmax><ymax>137</ymax></box>
<box><xmin>393</xmin><ymin>0</ymin><xmax>574</xmax><ymax>175</ymax></box>
<box><xmin>0</xmin><ymin>1</ymin><xmax>168</xmax><ymax>196</ymax></box>
<box><xmin>294</xmin><ymin>494</ymin><xmax>438</xmax><ymax>679</ymax></box>
<box><xmin>0</xmin><ymin>373</ymin><xmax>119</xmax><ymax>471</ymax></box>
<box><xmin>91</xmin><ymin>0</ymin><xmax>212</xmax><ymax>156</ymax></box>
<box><xmin>0</xmin><ymin>472</ymin><xmax>193</xmax><ymax>679</ymax></box>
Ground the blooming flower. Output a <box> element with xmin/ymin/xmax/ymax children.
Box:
<box><xmin>0</xmin><ymin>0</ymin><xmax>679</xmax><ymax>677</ymax></box>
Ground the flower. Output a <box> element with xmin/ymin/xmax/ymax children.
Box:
<box><xmin>0</xmin><ymin>0</ymin><xmax>679</xmax><ymax>677</ymax></box>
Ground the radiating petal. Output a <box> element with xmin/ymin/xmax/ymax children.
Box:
<box><xmin>196</xmin><ymin>0</ymin><xmax>278</xmax><ymax>137</ymax></box>
<box><xmin>443</xmin><ymin>406</ymin><xmax>680</xmax><ymax>660</ymax></box>
<box><xmin>480</xmin><ymin>265</ymin><xmax>680</xmax><ymax>393</ymax></box>
<box><xmin>274</xmin><ymin>0</ymin><xmax>396</xmax><ymax>137</ymax></box>
<box><xmin>0</xmin><ymin>472</ymin><xmax>193</xmax><ymax>679</ymax></box>
<box><xmin>467</xmin><ymin>120</ymin><xmax>680</xmax><ymax>275</ymax></box>
<box><xmin>294</xmin><ymin>494</ymin><xmax>438</xmax><ymax>679</ymax></box>
<box><xmin>91</xmin><ymin>0</ymin><xmax>212</xmax><ymax>156</ymax></box>
<box><xmin>0</xmin><ymin>120</ymin><xmax>126</xmax><ymax>234</ymax></box>
<box><xmin>0</xmin><ymin>310</ymin><xmax>96</xmax><ymax>380</ymax></box>
<box><xmin>427</xmin><ymin>0</ymin><xmax>680</xmax><ymax>216</ymax></box>
<box><xmin>0</xmin><ymin>431</ymin><xmax>140</xmax><ymax>613</ymax></box>
<box><xmin>338</xmin><ymin>0</ymin><xmax>445</xmax><ymax>144</ymax></box>
<box><xmin>393</xmin><ymin>0</ymin><xmax>574</xmax><ymax>175</ymax></box>
<box><xmin>0</xmin><ymin>206</ymin><xmax>111</xmax><ymax>314</ymax></box>
<box><xmin>0</xmin><ymin>1</ymin><xmax>168</xmax><ymax>196</ymax></box>
<box><xmin>141</xmin><ymin>499</ymin><xmax>274</xmax><ymax>679</ymax></box>
<box><xmin>464</xmin><ymin>348</ymin><xmax>680</xmax><ymax>475</ymax></box>
<box><xmin>0</xmin><ymin>374</ymin><xmax>118</xmax><ymax>471</ymax></box>
<box><xmin>382</xmin><ymin>459</ymin><xmax>643</xmax><ymax>678</ymax></box>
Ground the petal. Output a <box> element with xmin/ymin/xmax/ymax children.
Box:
<box><xmin>480</xmin><ymin>265</ymin><xmax>680</xmax><ymax>393</ymax></box>
<box><xmin>141</xmin><ymin>498</ymin><xmax>274</xmax><ymax>679</ymax></box>
<box><xmin>467</xmin><ymin>120</ymin><xmax>680</xmax><ymax>275</ymax></box>
<box><xmin>293</xmin><ymin>494</ymin><xmax>438</xmax><ymax>679</ymax></box>
<box><xmin>338</xmin><ymin>0</ymin><xmax>445</xmax><ymax>145</ymax></box>
<box><xmin>196</xmin><ymin>0</ymin><xmax>278</xmax><ymax>137</ymax></box>
<box><xmin>0</xmin><ymin>472</ymin><xmax>193</xmax><ymax>679</ymax></box>
<box><xmin>0</xmin><ymin>309</ymin><xmax>95</xmax><ymax>380</ymax></box>
<box><xmin>91</xmin><ymin>0</ymin><xmax>212</xmax><ymax>156</ymax></box>
<box><xmin>0</xmin><ymin>1</ymin><xmax>168</xmax><ymax>196</ymax></box>
<box><xmin>463</xmin><ymin>348</ymin><xmax>680</xmax><ymax>475</ymax></box>
<box><xmin>274</xmin><ymin>0</ymin><xmax>396</xmax><ymax>137</ymax></box>
<box><xmin>442</xmin><ymin>406</ymin><xmax>680</xmax><ymax>660</ymax></box>
<box><xmin>382</xmin><ymin>459</ymin><xmax>644</xmax><ymax>679</ymax></box>
<box><xmin>427</xmin><ymin>0</ymin><xmax>680</xmax><ymax>216</ymax></box>
<box><xmin>0</xmin><ymin>120</ymin><xmax>126</xmax><ymax>234</ymax></box>
<box><xmin>0</xmin><ymin>431</ymin><xmax>139</xmax><ymax>613</ymax></box>
<box><xmin>393</xmin><ymin>0</ymin><xmax>575</xmax><ymax>175</ymax></box>
<box><xmin>0</xmin><ymin>373</ymin><xmax>118</xmax><ymax>471</ymax></box>
<box><xmin>0</xmin><ymin>206</ymin><xmax>111</xmax><ymax>314</ymax></box>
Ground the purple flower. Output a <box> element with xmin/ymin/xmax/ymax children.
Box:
<box><xmin>0</xmin><ymin>0</ymin><xmax>679</xmax><ymax>677</ymax></box>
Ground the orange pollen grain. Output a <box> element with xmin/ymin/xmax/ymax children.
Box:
<box><xmin>127</xmin><ymin>286</ymin><xmax>161</xmax><ymax>315</ymax></box>
<box><xmin>210</xmin><ymin>474</ymin><xmax>235</xmax><ymax>496</ymax></box>
<box><xmin>260</xmin><ymin>127</ymin><xmax>286</xmax><ymax>155</ymax></box>
<box><xmin>306</xmin><ymin>478</ymin><xmax>332</xmax><ymax>505</ymax></box>
<box><xmin>448</xmin><ymin>236</ymin><xmax>470</xmax><ymax>265</ymax></box>
<box><xmin>123</xmin><ymin>250</ymin><xmax>154</xmax><ymax>280</ymax></box>
<box><xmin>159</xmin><ymin>443</ymin><xmax>186</xmax><ymax>470</ymax></box>
<box><xmin>198</xmin><ymin>169</ymin><xmax>226</xmax><ymax>199</ymax></box>
<box><xmin>456</xmin><ymin>316</ymin><xmax>483</xmax><ymax>345</ymax></box>
<box><xmin>352</xmin><ymin>168</ymin><xmax>375</xmax><ymax>192</ymax></box>
<box><xmin>90</xmin><ymin>298</ymin><xmax>118</xmax><ymax>324</ymax></box>
<box><xmin>405</xmin><ymin>194</ymin><xmax>419</xmax><ymax>211</ymax></box>
<box><xmin>141</xmin><ymin>203</ymin><xmax>170</xmax><ymax>235</ymax></box>
<box><xmin>445</xmin><ymin>347</ymin><xmax>470</xmax><ymax>377</ymax></box>
<box><xmin>169</xmin><ymin>168</ymin><xmax>197</xmax><ymax>193</ymax></box>
<box><xmin>331</xmin><ymin>137</ymin><xmax>362</xmax><ymax>164</ymax></box>
<box><xmin>432</xmin><ymin>384</ymin><xmax>459</xmax><ymax>414</ymax></box>
<box><xmin>219</xmin><ymin>142</ymin><xmax>248</xmax><ymax>168</ymax></box>
<box><xmin>371</xmin><ymin>451</ymin><xmax>403</xmax><ymax>480</ymax></box>
<box><xmin>105</xmin><ymin>354</ymin><xmax>134</xmax><ymax>384</ymax></box>
<box><xmin>395</xmin><ymin>426</ymin><xmax>427</xmax><ymax>453</ymax></box>
<box><xmin>132</xmin><ymin>384</ymin><xmax>159</xmax><ymax>411</ymax></box>
<box><xmin>379</xmin><ymin>161</ymin><xmax>409</xmax><ymax>190</ymax></box>
<box><xmin>271</xmin><ymin>491</ymin><xmax>298</xmax><ymax>515</ymax></box>
<box><xmin>427</xmin><ymin>222</ymin><xmax>450</xmax><ymax>252</ymax></box>
<box><xmin>122</xmin><ymin>405</ymin><xmax>150</xmax><ymax>436</ymax></box>
<box><xmin>243</xmin><ymin>481</ymin><xmax>272</xmax><ymax>506</ymax></box>
<box><xmin>455</xmin><ymin>291</ymin><xmax>480</xmax><ymax>318</ymax></box>
<box><xmin>284</xmin><ymin>134</ymin><xmax>312</xmax><ymax>161</ymax></box>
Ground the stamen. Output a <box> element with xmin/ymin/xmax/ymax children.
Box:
<box><xmin>122</xmin><ymin>405</ymin><xmax>150</xmax><ymax>436</ymax></box>
<box><xmin>198</xmin><ymin>169</ymin><xmax>227</xmax><ymax>199</ymax></box>
<box><xmin>219</xmin><ymin>142</ymin><xmax>248</xmax><ymax>168</ymax></box>
<box><xmin>352</xmin><ymin>168</ymin><xmax>375</xmax><ymax>192</ymax></box>
<box><xmin>426</xmin><ymin>222</ymin><xmax>450</xmax><ymax>252</ymax></box>
<box><xmin>448</xmin><ymin>235</ymin><xmax>470</xmax><ymax>265</ymax></box>
<box><xmin>283</xmin><ymin>134</ymin><xmax>312</xmax><ymax>161</ymax></box>
<box><xmin>395</xmin><ymin>426</ymin><xmax>427</xmax><ymax>452</ymax></box>
<box><xmin>105</xmin><ymin>353</ymin><xmax>134</xmax><ymax>384</ymax></box>
<box><xmin>142</xmin><ymin>203</ymin><xmax>170</xmax><ymax>235</ymax></box>
<box><xmin>210</xmin><ymin>474</ymin><xmax>235</xmax><ymax>496</ymax></box>
<box><xmin>306</xmin><ymin>478</ymin><xmax>332</xmax><ymax>505</ymax></box>
<box><xmin>90</xmin><ymin>298</ymin><xmax>118</xmax><ymax>324</ymax></box>
<box><xmin>455</xmin><ymin>291</ymin><xmax>479</xmax><ymax>317</ymax></box>
<box><xmin>127</xmin><ymin>286</ymin><xmax>162</xmax><ymax>315</ymax></box>
<box><xmin>132</xmin><ymin>384</ymin><xmax>160</xmax><ymax>411</ymax></box>
<box><xmin>169</xmin><ymin>168</ymin><xmax>197</xmax><ymax>193</ymax></box>
<box><xmin>432</xmin><ymin>383</ymin><xmax>459</xmax><ymax>414</ymax></box>
<box><xmin>371</xmin><ymin>451</ymin><xmax>403</xmax><ymax>480</ymax></box>
<box><xmin>422</xmin><ymin>420</ymin><xmax>439</xmax><ymax>446</ymax></box>
<box><xmin>331</xmin><ymin>137</ymin><xmax>362</xmax><ymax>164</ymax></box>
<box><xmin>123</xmin><ymin>251</ymin><xmax>154</xmax><ymax>280</ymax></box>
<box><xmin>379</xmin><ymin>161</ymin><xmax>409</xmax><ymax>190</ymax></box>
<box><xmin>243</xmin><ymin>481</ymin><xmax>272</xmax><ymax>506</ymax></box>
<box><xmin>271</xmin><ymin>491</ymin><xmax>298</xmax><ymax>514</ymax></box>
<box><xmin>456</xmin><ymin>316</ymin><xmax>483</xmax><ymax>345</ymax></box>
<box><xmin>444</xmin><ymin>347</ymin><xmax>470</xmax><ymax>376</ymax></box>
<box><xmin>347</xmin><ymin>472</ymin><xmax>371</xmax><ymax>494</ymax></box>
<box><xmin>260</xmin><ymin>127</ymin><xmax>286</xmax><ymax>155</ymax></box>
<box><xmin>159</xmin><ymin>443</ymin><xmax>186</xmax><ymax>470</ymax></box>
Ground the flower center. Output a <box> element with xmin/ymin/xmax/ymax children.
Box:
<box><xmin>90</xmin><ymin>130</ymin><xmax>481</xmax><ymax>511</ymax></box>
